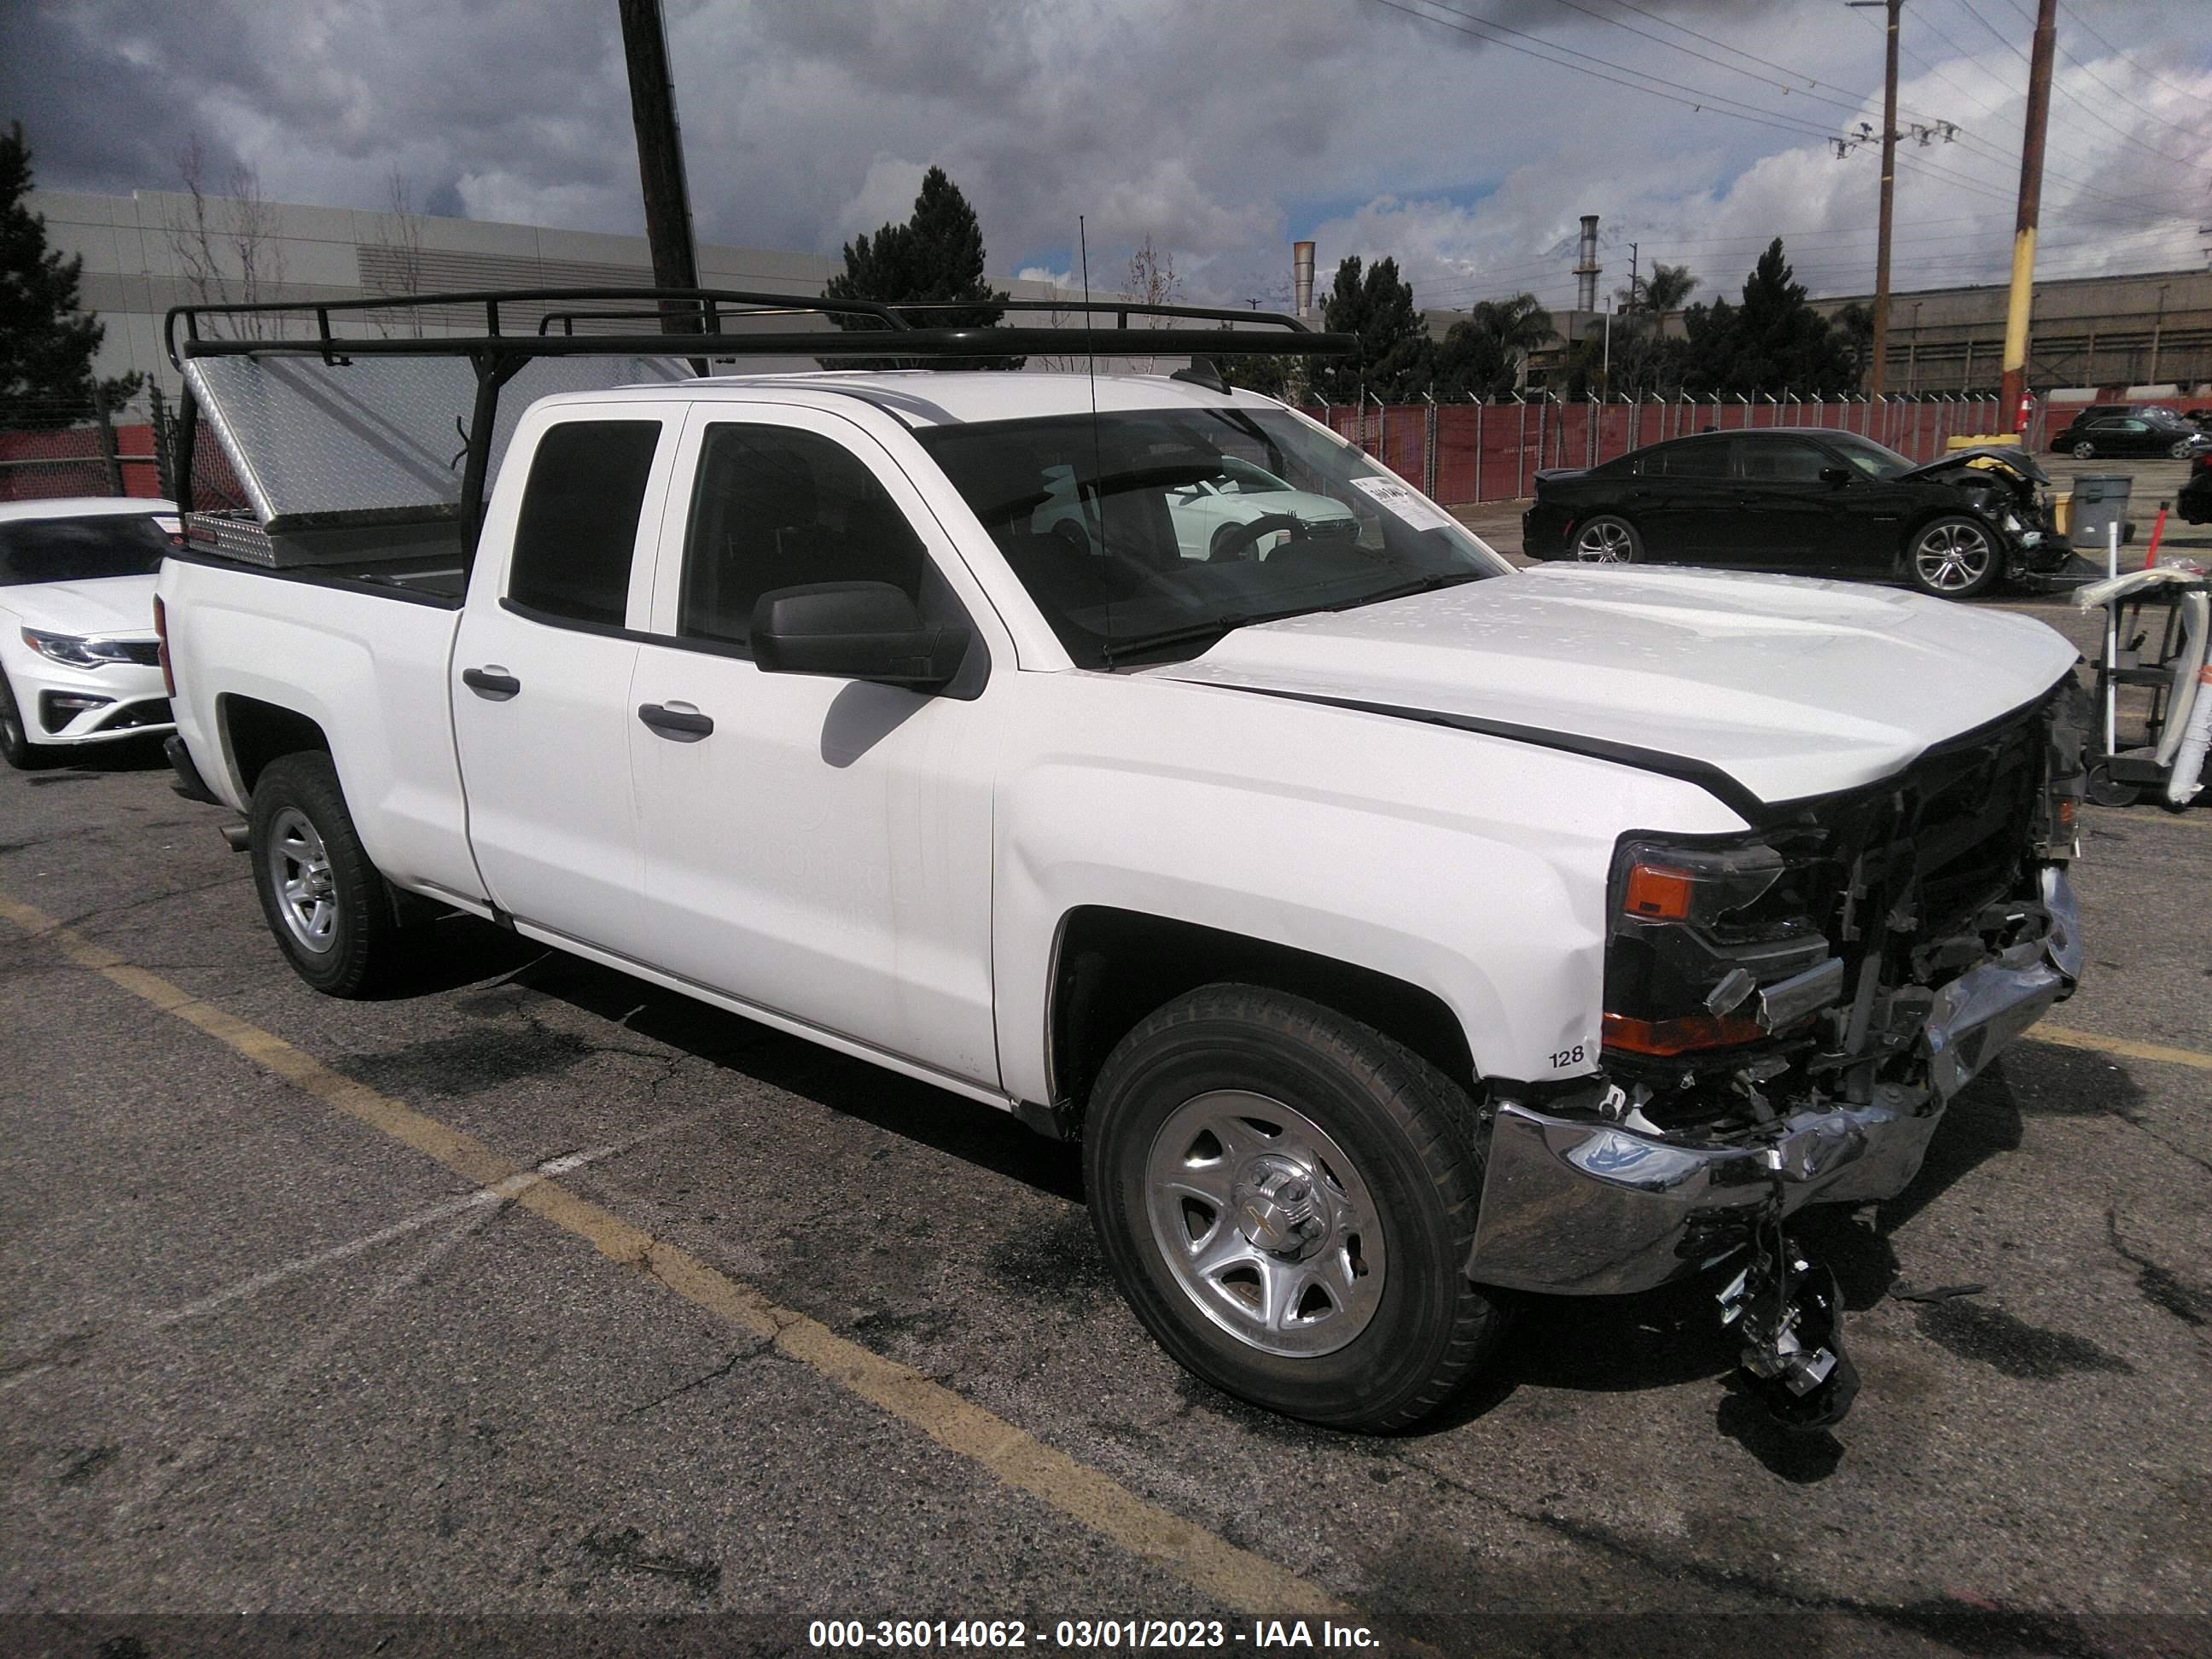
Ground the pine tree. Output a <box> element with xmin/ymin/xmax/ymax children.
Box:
<box><xmin>0</xmin><ymin>124</ymin><xmax>140</xmax><ymax>428</ymax></box>
<box><xmin>1679</xmin><ymin>239</ymin><xmax>1854</xmax><ymax>397</ymax></box>
<box><xmin>1315</xmin><ymin>256</ymin><xmax>1431</xmax><ymax>404</ymax></box>
<box><xmin>822</xmin><ymin>166</ymin><xmax>1015</xmax><ymax>370</ymax></box>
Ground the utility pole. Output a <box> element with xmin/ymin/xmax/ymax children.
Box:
<box><xmin>2000</xmin><ymin>0</ymin><xmax>2058</xmax><ymax>425</ymax></box>
<box><xmin>617</xmin><ymin>0</ymin><xmax>701</xmax><ymax>330</ymax></box>
<box><xmin>1848</xmin><ymin>0</ymin><xmax>1902</xmax><ymax>398</ymax></box>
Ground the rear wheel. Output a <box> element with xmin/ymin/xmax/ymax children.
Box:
<box><xmin>248</xmin><ymin>752</ymin><xmax>405</xmax><ymax>996</ymax></box>
<box><xmin>1573</xmin><ymin>514</ymin><xmax>1641</xmax><ymax>563</ymax></box>
<box><xmin>1084</xmin><ymin>984</ymin><xmax>1505</xmax><ymax>1432</ymax></box>
<box><xmin>1907</xmin><ymin>515</ymin><xmax>2002</xmax><ymax>599</ymax></box>
<box><xmin>0</xmin><ymin>670</ymin><xmax>55</xmax><ymax>771</ymax></box>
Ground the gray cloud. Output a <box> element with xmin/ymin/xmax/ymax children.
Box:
<box><xmin>4</xmin><ymin>0</ymin><xmax>2205</xmax><ymax>310</ymax></box>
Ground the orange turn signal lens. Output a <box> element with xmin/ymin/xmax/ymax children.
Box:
<box><xmin>1603</xmin><ymin>1011</ymin><xmax>1767</xmax><ymax>1056</ymax></box>
<box><xmin>1621</xmin><ymin>863</ymin><xmax>1697</xmax><ymax>921</ymax></box>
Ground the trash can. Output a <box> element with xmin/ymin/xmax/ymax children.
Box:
<box><xmin>2070</xmin><ymin>474</ymin><xmax>2133</xmax><ymax>552</ymax></box>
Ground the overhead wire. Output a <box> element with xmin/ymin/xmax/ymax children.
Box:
<box><xmin>1368</xmin><ymin>0</ymin><xmax>1850</xmax><ymax>144</ymax></box>
<box><xmin>2062</xmin><ymin>1</ymin><xmax>2210</xmax><ymax>104</ymax></box>
<box><xmin>1953</xmin><ymin>0</ymin><xmax>2212</xmax><ymax>172</ymax></box>
<box><xmin>2030</xmin><ymin>0</ymin><xmax>2212</xmax><ymax>143</ymax></box>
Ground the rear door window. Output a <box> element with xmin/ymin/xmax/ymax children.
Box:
<box><xmin>507</xmin><ymin>420</ymin><xmax>664</xmax><ymax>627</ymax></box>
<box><xmin>1655</xmin><ymin>439</ymin><xmax>1730</xmax><ymax>479</ymax></box>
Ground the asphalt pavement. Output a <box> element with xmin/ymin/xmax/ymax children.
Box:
<box><xmin>2</xmin><ymin>539</ymin><xmax>2209</xmax><ymax>1656</ymax></box>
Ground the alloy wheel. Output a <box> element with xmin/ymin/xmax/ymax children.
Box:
<box><xmin>1144</xmin><ymin>1090</ymin><xmax>1385</xmax><ymax>1358</ymax></box>
<box><xmin>266</xmin><ymin>806</ymin><xmax>340</xmax><ymax>954</ymax></box>
<box><xmin>1913</xmin><ymin>521</ymin><xmax>1995</xmax><ymax>593</ymax></box>
<box><xmin>1574</xmin><ymin>519</ymin><xmax>1634</xmax><ymax>562</ymax></box>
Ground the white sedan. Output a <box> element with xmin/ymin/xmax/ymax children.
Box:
<box><xmin>1034</xmin><ymin>456</ymin><xmax>1363</xmax><ymax>562</ymax></box>
<box><xmin>1164</xmin><ymin>457</ymin><xmax>1361</xmax><ymax>560</ymax></box>
<box><xmin>0</xmin><ymin>497</ymin><xmax>179</xmax><ymax>769</ymax></box>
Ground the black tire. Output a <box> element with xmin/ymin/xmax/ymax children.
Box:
<box><xmin>2170</xmin><ymin>439</ymin><xmax>2195</xmax><ymax>461</ymax></box>
<box><xmin>1571</xmin><ymin>513</ymin><xmax>1641</xmax><ymax>563</ymax></box>
<box><xmin>2071</xmin><ymin>440</ymin><xmax>2096</xmax><ymax>460</ymax></box>
<box><xmin>247</xmin><ymin>752</ymin><xmax>405</xmax><ymax>996</ymax></box>
<box><xmin>1084</xmin><ymin>984</ymin><xmax>1505</xmax><ymax>1432</ymax></box>
<box><xmin>2086</xmin><ymin>760</ymin><xmax>2140</xmax><ymax>809</ymax></box>
<box><xmin>0</xmin><ymin>669</ymin><xmax>55</xmax><ymax>771</ymax></box>
<box><xmin>1906</xmin><ymin>515</ymin><xmax>2004</xmax><ymax>600</ymax></box>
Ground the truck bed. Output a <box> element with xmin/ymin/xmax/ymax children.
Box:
<box><xmin>174</xmin><ymin>518</ymin><xmax>469</xmax><ymax>608</ymax></box>
<box><xmin>156</xmin><ymin>544</ymin><xmax>485</xmax><ymax>910</ymax></box>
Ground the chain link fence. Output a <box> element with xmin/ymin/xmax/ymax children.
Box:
<box><xmin>0</xmin><ymin>388</ymin><xmax>247</xmax><ymax>511</ymax></box>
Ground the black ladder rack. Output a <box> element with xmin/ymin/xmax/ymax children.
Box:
<box><xmin>165</xmin><ymin>286</ymin><xmax>1353</xmax><ymax>556</ymax></box>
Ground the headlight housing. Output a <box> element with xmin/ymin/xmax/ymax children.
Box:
<box><xmin>1605</xmin><ymin>833</ymin><xmax>1838</xmax><ymax>1057</ymax></box>
<box><xmin>20</xmin><ymin>628</ymin><xmax>141</xmax><ymax>669</ymax></box>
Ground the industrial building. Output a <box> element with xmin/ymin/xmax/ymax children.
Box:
<box><xmin>26</xmin><ymin>188</ymin><xmax>1074</xmax><ymax>397</ymax></box>
<box><xmin>1810</xmin><ymin>267</ymin><xmax>2212</xmax><ymax>395</ymax></box>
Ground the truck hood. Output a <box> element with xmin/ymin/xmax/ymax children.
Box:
<box><xmin>1144</xmin><ymin>564</ymin><xmax>2080</xmax><ymax>809</ymax></box>
<box><xmin>4</xmin><ymin>574</ymin><xmax>160</xmax><ymax>637</ymax></box>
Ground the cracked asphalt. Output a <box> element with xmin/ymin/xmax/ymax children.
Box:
<box><xmin>3</xmin><ymin>549</ymin><xmax>2209</xmax><ymax>1654</ymax></box>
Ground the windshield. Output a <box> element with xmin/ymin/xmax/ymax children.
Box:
<box><xmin>1824</xmin><ymin>433</ymin><xmax>1914</xmax><ymax>480</ymax></box>
<box><xmin>0</xmin><ymin>515</ymin><xmax>172</xmax><ymax>586</ymax></box>
<box><xmin>917</xmin><ymin>406</ymin><xmax>1511</xmax><ymax>667</ymax></box>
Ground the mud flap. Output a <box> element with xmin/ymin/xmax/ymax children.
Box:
<box><xmin>1718</xmin><ymin>1222</ymin><xmax>1860</xmax><ymax>1432</ymax></box>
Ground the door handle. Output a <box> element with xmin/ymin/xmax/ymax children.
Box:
<box><xmin>637</xmin><ymin>702</ymin><xmax>713</xmax><ymax>738</ymax></box>
<box><xmin>462</xmin><ymin>667</ymin><xmax>521</xmax><ymax>699</ymax></box>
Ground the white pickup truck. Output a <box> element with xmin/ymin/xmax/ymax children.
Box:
<box><xmin>156</xmin><ymin>292</ymin><xmax>2086</xmax><ymax>1432</ymax></box>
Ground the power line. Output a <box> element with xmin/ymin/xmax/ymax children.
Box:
<box><xmin>1369</xmin><ymin>0</ymin><xmax>1849</xmax><ymax>144</ymax></box>
<box><xmin>2029</xmin><ymin>0</ymin><xmax>2212</xmax><ymax>149</ymax></box>
<box><xmin>1844</xmin><ymin>3</ymin><xmax>2009</xmax><ymax>119</ymax></box>
<box><xmin>2063</xmin><ymin>0</ymin><xmax>2210</xmax><ymax>104</ymax></box>
<box><xmin>1954</xmin><ymin>0</ymin><xmax>2212</xmax><ymax>172</ymax></box>
<box><xmin>1533</xmin><ymin>0</ymin><xmax>1934</xmax><ymax>128</ymax></box>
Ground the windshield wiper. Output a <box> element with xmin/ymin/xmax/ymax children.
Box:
<box><xmin>1326</xmin><ymin>570</ymin><xmax>1487</xmax><ymax>610</ymax></box>
<box><xmin>1097</xmin><ymin>613</ymin><xmax>1260</xmax><ymax>666</ymax></box>
<box><xmin>1097</xmin><ymin>573</ymin><xmax>1490</xmax><ymax>666</ymax></box>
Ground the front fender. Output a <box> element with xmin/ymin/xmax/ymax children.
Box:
<box><xmin>990</xmin><ymin>672</ymin><xmax>1745</xmax><ymax>1104</ymax></box>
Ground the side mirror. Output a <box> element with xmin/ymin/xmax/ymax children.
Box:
<box><xmin>1819</xmin><ymin>465</ymin><xmax>1853</xmax><ymax>487</ymax></box>
<box><xmin>750</xmin><ymin>581</ymin><xmax>968</xmax><ymax>690</ymax></box>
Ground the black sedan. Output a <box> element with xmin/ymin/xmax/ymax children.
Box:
<box><xmin>2050</xmin><ymin>407</ymin><xmax>2212</xmax><ymax>460</ymax></box>
<box><xmin>1521</xmin><ymin>428</ymin><xmax>2072</xmax><ymax>600</ymax></box>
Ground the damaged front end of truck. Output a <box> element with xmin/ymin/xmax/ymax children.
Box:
<box><xmin>1466</xmin><ymin>676</ymin><xmax>2090</xmax><ymax>1429</ymax></box>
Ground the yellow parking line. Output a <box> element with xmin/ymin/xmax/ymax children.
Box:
<box><xmin>2030</xmin><ymin>1023</ymin><xmax>2212</xmax><ymax>1073</ymax></box>
<box><xmin>0</xmin><ymin>891</ymin><xmax>1342</xmax><ymax>1619</ymax></box>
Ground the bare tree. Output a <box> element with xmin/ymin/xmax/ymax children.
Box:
<box><xmin>367</xmin><ymin>169</ymin><xmax>429</xmax><ymax>335</ymax></box>
<box><xmin>1123</xmin><ymin>236</ymin><xmax>1181</xmax><ymax>373</ymax></box>
<box><xmin>167</xmin><ymin>137</ymin><xmax>288</xmax><ymax>339</ymax></box>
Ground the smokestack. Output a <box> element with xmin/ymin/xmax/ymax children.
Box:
<box><xmin>1574</xmin><ymin>213</ymin><xmax>1601</xmax><ymax>313</ymax></box>
<box><xmin>1293</xmin><ymin>241</ymin><xmax>1315</xmax><ymax>322</ymax></box>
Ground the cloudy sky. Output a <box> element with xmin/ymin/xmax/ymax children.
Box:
<box><xmin>4</xmin><ymin>0</ymin><xmax>2207</xmax><ymax>312</ymax></box>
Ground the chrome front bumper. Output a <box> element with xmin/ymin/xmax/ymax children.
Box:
<box><xmin>1468</xmin><ymin>866</ymin><xmax>2081</xmax><ymax>1296</ymax></box>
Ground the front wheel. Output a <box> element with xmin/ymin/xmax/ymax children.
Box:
<box><xmin>0</xmin><ymin>670</ymin><xmax>55</xmax><ymax>771</ymax></box>
<box><xmin>1573</xmin><ymin>514</ymin><xmax>1641</xmax><ymax>563</ymax></box>
<box><xmin>1907</xmin><ymin>515</ymin><xmax>2003</xmax><ymax>599</ymax></box>
<box><xmin>1084</xmin><ymin>985</ymin><xmax>1505</xmax><ymax>1432</ymax></box>
<box><xmin>2072</xmin><ymin>440</ymin><xmax>2097</xmax><ymax>459</ymax></box>
<box><xmin>248</xmin><ymin>752</ymin><xmax>406</xmax><ymax>996</ymax></box>
<box><xmin>2171</xmin><ymin>439</ymin><xmax>2196</xmax><ymax>461</ymax></box>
